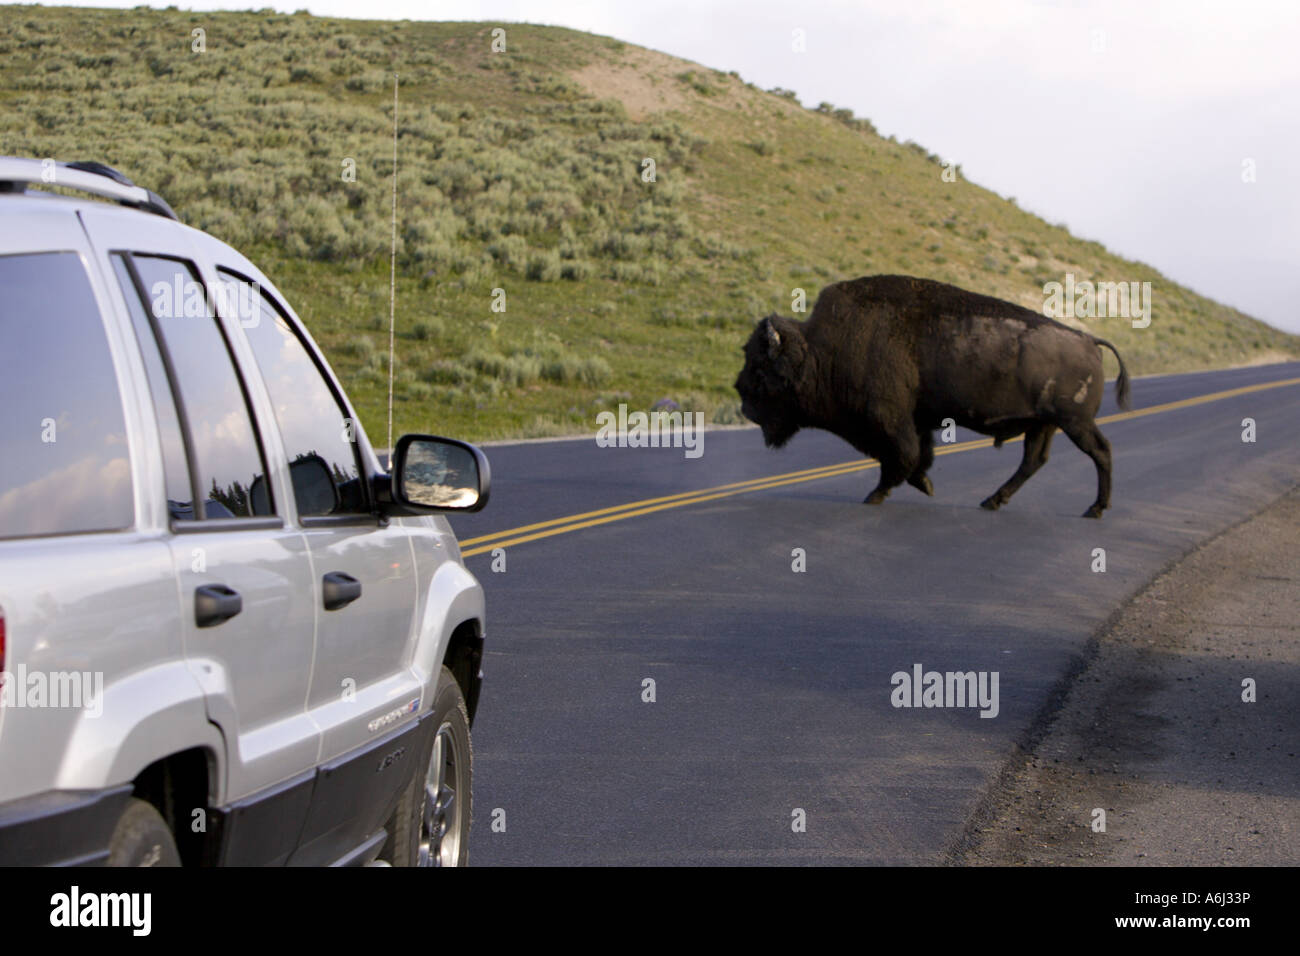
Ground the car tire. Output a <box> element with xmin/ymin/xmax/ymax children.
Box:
<box><xmin>385</xmin><ymin>665</ymin><xmax>473</xmax><ymax>867</ymax></box>
<box><xmin>107</xmin><ymin>798</ymin><xmax>182</xmax><ymax>867</ymax></box>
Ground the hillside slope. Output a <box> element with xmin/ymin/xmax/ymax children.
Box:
<box><xmin>3</xmin><ymin>6</ymin><xmax>1295</xmax><ymax>441</ymax></box>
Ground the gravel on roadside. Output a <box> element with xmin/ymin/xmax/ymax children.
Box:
<box><xmin>953</xmin><ymin>485</ymin><xmax>1300</xmax><ymax>866</ymax></box>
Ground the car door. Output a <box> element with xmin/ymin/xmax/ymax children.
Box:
<box><xmin>81</xmin><ymin>207</ymin><xmax>320</xmax><ymax>809</ymax></box>
<box><xmin>216</xmin><ymin>270</ymin><xmax>424</xmax><ymax>765</ymax></box>
<box><xmin>0</xmin><ymin>209</ymin><xmax>186</xmax><ymax>811</ymax></box>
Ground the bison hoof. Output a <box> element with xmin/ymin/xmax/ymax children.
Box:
<box><xmin>979</xmin><ymin>496</ymin><xmax>1002</xmax><ymax>511</ymax></box>
<box><xmin>863</xmin><ymin>491</ymin><xmax>888</xmax><ymax>505</ymax></box>
<box><xmin>1082</xmin><ymin>505</ymin><xmax>1105</xmax><ymax>519</ymax></box>
<box><xmin>909</xmin><ymin>475</ymin><xmax>934</xmax><ymax>496</ymax></box>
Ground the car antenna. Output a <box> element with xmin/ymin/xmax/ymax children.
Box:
<box><xmin>387</xmin><ymin>72</ymin><xmax>399</xmax><ymax>465</ymax></box>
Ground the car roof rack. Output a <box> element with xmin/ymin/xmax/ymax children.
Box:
<box><xmin>0</xmin><ymin>156</ymin><xmax>179</xmax><ymax>221</ymax></box>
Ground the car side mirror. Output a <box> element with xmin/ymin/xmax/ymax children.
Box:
<box><xmin>386</xmin><ymin>434</ymin><xmax>490</xmax><ymax>515</ymax></box>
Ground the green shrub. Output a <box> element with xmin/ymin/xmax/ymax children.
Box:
<box><xmin>525</xmin><ymin>250</ymin><xmax>562</xmax><ymax>281</ymax></box>
<box><xmin>560</xmin><ymin>259</ymin><xmax>593</xmax><ymax>280</ymax></box>
<box><xmin>542</xmin><ymin>356</ymin><xmax>611</xmax><ymax>386</ymax></box>
<box><xmin>339</xmin><ymin>336</ymin><xmax>377</xmax><ymax>360</ymax></box>
<box><xmin>466</xmin><ymin>350</ymin><xmax>541</xmax><ymax>387</ymax></box>
<box><xmin>410</xmin><ymin>318</ymin><xmax>440</xmax><ymax>340</ymax></box>
<box><xmin>424</xmin><ymin>360</ymin><xmax>474</xmax><ymax>385</ymax></box>
<box><xmin>675</xmin><ymin>70</ymin><xmax>717</xmax><ymax>96</ymax></box>
<box><xmin>487</xmin><ymin>235</ymin><xmax>529</xmax><ymax>270</ymax></box>
<box><xmin>709</xmin><ymin>401</ymin><xmax>746</xmax><ymax>425</ymax></box>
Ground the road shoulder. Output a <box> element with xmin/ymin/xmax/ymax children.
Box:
<box><xmin>952</xmin><ymin>485</ymin><xmax>1300</xmax><ymax>865</ymax></box>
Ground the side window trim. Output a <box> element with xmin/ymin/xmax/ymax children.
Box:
<box><xmin>299</xmin><ymin>514</ymin><xmax>382</xmax><ymax>529</ymax></box>
<box><xmin>113</xmin><ymin>251</ymin><xmax>206</xmax><ymax>522</ymax></box>
<box><xmin>173</xmin><ymin>516</ymin><xmax>283</xmax><ymax>535</ymax></box>
<box><xmin>217</xmin><ymin>266</ymin><xmax>375</xmax><ymax>518</ymax></box>
<box><xmin>116</xmin><ymin>252</ymin><xmax>280</xmax><ymax>528</ymax></box>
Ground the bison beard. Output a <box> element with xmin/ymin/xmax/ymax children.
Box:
<box><xmin>733</xmin><ymin>275</ymin><xmax>1132</xmax><ymax>518</ymax></box>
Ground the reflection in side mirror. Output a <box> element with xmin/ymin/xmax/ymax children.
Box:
<box><xmin>392</xmin><ymin>435</ymin><xmax>490</xmax><ymax>514</ymax></box>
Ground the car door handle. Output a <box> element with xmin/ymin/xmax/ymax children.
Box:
<box><xmin>322</xmin><ymin>572</ymin><xmax>362</xmax><ymax>611</ymax></box>
<box><xmin>195</xmin><ymin>584</ymin><xmax>242</xmax><ymax>628</ymax></box>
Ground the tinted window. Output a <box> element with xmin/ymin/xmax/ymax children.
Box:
<box><xmin>111</xmin><ymin>254</ymin><xmax>194</xmax><ymax>520</ymax></box>
<box><xmin>129</xmin><ymin>256</ymin><xmax>272</xmax><ymax>519</ymax></box>
<box><xmin>0</xmin><ymin>252</ymin><xmax>133</xmax><ymax>538</ymax></box>
<box><xmin>224</xmin><ymin>271</ymin><xmax>366</xmax><ymax>517</ymax></box>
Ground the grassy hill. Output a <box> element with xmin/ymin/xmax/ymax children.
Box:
<box><xmin>4</xmin><ymin>5</ymin><xmax>1296</xmax><ymax>442</ymax></box>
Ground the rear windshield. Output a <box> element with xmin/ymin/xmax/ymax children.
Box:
<box><xmin>0</xmin><ymin>252</ymin><xmax>134</xmax><ymax>538</ymax></box>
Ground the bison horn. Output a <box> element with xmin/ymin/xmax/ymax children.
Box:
<box><xmin>765</xmin><ymin>321</ymin><xmax>781</xmax><ymax>354</ymax></box>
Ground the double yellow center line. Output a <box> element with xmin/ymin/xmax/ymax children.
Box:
<box><xmin>459</xmin><ymin>375</ymin><xmax>1300</xmax><ymax>558</ymax></box>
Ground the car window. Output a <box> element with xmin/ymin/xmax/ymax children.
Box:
<box><xmin>127</xmin><ymin>255</ymin><xmax>273</xmax><ymax>519</ymax></box>
<box><xmin>0</xmin><ymin>251</ymin><xmax>134</xmax><ymax>538</ymax></box>
<box><xmin>110</xmin><ymin>253</ymin><xmax>195</xmax><ymax>520</ymax></box>
<box><xmin>221</xmin><ymin>269</ymin><xmax>367</xmax><ymax>517</ymax></box>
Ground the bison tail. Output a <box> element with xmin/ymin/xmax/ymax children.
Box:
<box><xmin>1093</xmin><ymin>337</ymin><xmax>1131</xmax><ymax>411</ymax></box>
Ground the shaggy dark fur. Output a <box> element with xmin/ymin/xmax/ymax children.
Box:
<box><xmin>734</xmin><ymin>275</ymin><xmax>1131</xmax><ymax>517</ymax></box>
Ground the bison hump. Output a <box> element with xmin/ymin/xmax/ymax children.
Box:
<box><xmin>828</xmin><ymin>275</ymin><xmax>1043</xmax><ymax>325</ymax></box>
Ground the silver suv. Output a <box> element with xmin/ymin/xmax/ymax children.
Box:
<box><xmin>0</xmin><ymin>158</ymin><xmax>490</xmax><ymax>867</ymax></box>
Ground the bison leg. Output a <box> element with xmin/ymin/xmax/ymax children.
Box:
<box><xmin>1060</xmin><ymin>420</ymin><xmax>1113</xmax><ymax>518</ymax></box>
<box><xmin>906</xmin><ymin>429</ymin><xmax>935</xmax><ymax>496</ymax></box>
<box><xmin>980</xmin><ymin>424</ymin><xmax>1055</xmax><ymax>511</ymax></box>
<box><xmin>864</xmin><ymin>424</ymin><xmax>921</xmax><ymax>505</ymax></box>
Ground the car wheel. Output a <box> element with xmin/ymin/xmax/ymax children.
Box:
<box><xmin>107</xmin><ymin>797</ymin><xmax>182</xmax><ymax>867</ymax></box>
<box><xmin>385</xmin><ymin>665</ymin><xmax>472</xmax><ymax>867</ymax></box>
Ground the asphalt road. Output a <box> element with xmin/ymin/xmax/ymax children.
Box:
<box><xmin>448</xmin><ymin>362</ymin><xmax>1300</xmax><ymax>865</ymax></box>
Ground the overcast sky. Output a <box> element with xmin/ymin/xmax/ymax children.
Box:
<box><xmin>47</xmin><ymin>0</ymin><xmax>1300</xmax><ymax>333</ymax></box>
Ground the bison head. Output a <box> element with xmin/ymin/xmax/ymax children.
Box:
<box><xmin>734</xmin><ymin>314</ymin><xmax>808</xmax><ymax>448</ymax></box>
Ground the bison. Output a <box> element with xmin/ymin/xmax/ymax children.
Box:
<box><xmin>734</xmin><ymin>275</ymin><xmax>1131</xmax><ymax>517</ymax></box>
